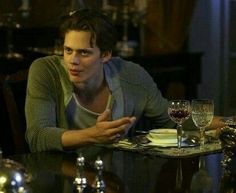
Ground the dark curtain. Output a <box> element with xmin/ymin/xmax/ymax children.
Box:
<box><xmin>145</xmin><ymin>0</ymin><xmax>197</xmax><ymax>55</ymax></box>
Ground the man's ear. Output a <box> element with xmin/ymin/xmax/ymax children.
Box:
<box><xmin>101</xmin><ymin>51</ymin><xmax>112</xmax><ymax>63</ymax></box>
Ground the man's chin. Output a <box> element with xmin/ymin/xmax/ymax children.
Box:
<box><xmin>72</xmin><ymin>81</ymin><xmax>85</xmax><ymax>90</ymax></box>
<box><xmin>70</xmin><ymin>76</ymin><xmax>81</xmax><ymax>84</ymax></box>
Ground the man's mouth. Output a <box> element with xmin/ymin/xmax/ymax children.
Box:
<box><xmin>69</xmin><ymin>69</ymin><xmax>79</xmax><ymax>76</ymax></box>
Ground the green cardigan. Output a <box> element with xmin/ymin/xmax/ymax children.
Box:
<box><xmin>25</xmin><ymin>55</ymin><xmax>174</xmax><ymax>152</ymax></box>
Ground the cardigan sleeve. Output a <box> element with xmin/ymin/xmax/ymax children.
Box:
<box><xmin>25</xmin><ymin>56</ymin><xmax>66</xmax><ymax>152</ymax></box>
<box><xmin>107</xmin><ymin>57</ymin><xmax>176</xmax><ymax>129</ymax></box>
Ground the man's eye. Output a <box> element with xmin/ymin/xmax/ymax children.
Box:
<box><xmin>64</xmin><ymin>47</ymin><xmax>72</xmax><ymax>54</ymax></box>
<box><xmin>80</xmin><ymin>50</ymin><xmax>89</xmax><ymax>56</ymax></box>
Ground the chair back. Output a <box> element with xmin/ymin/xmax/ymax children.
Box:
<box><xmin>2</xmin><ymin>69</ymin><xmax>29</xmax><ymax>154</ymax></box>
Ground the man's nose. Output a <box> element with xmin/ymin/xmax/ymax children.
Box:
<box><xmin>70</xmin><ymin>52</ymin><xmax>80</xmax><ymax>65</ymax></box>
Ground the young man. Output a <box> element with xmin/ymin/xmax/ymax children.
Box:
<box><xmin>25</xmin><ymin>9</ymin><xmax>175</xmax><ymax>152</ymax></box>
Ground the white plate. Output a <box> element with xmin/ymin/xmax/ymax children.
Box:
<box><xmin>149</xmin><ymin>128</ymin><xmax>177</xmax><ymax>134</ymax></box>
<box><xmin>149</xmin><ymin>128</ymin><xmax>177</xmax><ymax>139</ymax></box>
<box><xmin>147</xmin><ymin>128</ymin><xmax>186</xmax><ymax>147</ymax></box>
<box><xmin>147</xmin><ymin>135</ymin><xmax>177</xmax><ymax>143</ymax></box>
<box><xmin>146</xmin><ymin>136</ymin><xmax>187</xmax><ymax>147</ymax></box>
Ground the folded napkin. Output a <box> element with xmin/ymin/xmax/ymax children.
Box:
<box><xmin>113</xmin><ymin>139</ymin><xmax>137</xmax><ymax>149</ymax></box>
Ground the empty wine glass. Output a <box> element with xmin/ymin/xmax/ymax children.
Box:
<box><xmin>168</xmin><ymin>100</ymin><xmax>191</xmax><ymax>149</ymax></box>
<box><xmin>191</xmin><ymin>99</ymin><xmax>214</xmax><ymax>147</ymax></box>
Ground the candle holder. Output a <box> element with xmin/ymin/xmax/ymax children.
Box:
<box><xmin>101</xmin><ymin>0</ymin><xmax>147</xmax><ymax>57</ymax></box>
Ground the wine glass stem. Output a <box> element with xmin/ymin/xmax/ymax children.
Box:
<box><xmin>177</xmin><ymin>124</ymin><xmax>182</xmax><ymax>149</ymax></box>
<box><xmin>200</xmin><ymin>127</ymin><xmax>205</xmax><ymax>146</ymax></box>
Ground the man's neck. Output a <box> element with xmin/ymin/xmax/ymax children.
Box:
<box><xmin>75</xmin><ymin>79</ymin><xmax>110</xmax><ymax>114</ymax></box>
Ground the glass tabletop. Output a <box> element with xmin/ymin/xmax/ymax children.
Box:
<box><xmin>7</xmin><ymin>146</ymin><xmax>236</xmax><ymax>193</ymax></box>
<box><xmin>111</xmin><ymin>130</ymin><xmax>222</xmax><ymax>158</ymax></box>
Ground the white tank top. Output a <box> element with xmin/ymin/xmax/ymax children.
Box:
<box><xmin>65</xmin><ymin>93</ymin><xmax>112</xmax><ymax>129</ymax></box>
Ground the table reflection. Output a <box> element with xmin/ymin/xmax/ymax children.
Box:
<box><xmin>8</xmin><ymin>146</ymin><xmax>236</xmax><ymax>193</ymax></box>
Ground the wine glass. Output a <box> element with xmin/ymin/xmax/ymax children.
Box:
<box><xmin>168</xmin><ymin>100</ymin><xmax>191</xmax><ymax>149</ymax></box>
<box><xmin>191</xmin><ymin>99</ymin><xmax>214</xmax><ymax>146</ymax></box>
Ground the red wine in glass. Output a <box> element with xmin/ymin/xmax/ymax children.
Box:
<box><xmin>169</xmin><ymin>109</ymin><xmax>191</xmax><ymax>124</ymax></box>
<box><xmin>168</xmin><ymin>100</ymin><xmax>191</xmax><ymax>149</ymax></box>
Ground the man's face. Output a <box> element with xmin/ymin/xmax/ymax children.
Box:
<box><xmin>63</xmin><ymin>30</ymin><xmax>110</xmax><ymax>90</ymax></box>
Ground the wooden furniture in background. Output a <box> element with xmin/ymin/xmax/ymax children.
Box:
<box><xmin>2</xmin><ymin>69</ymin><xmax>29</xmax><ymax>154</ymax></box>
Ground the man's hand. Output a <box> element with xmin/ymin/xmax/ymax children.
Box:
<box><xmin>92</xmin><ymin>109</ymin><xmax>136</xmax><ymax>143</ymax></box>
<box><xmin>61</xmin><ymin>109</ymin><xmax>136</xmax><ymax>148</ymax></box>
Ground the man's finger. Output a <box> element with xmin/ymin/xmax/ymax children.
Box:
<box><xmin>97</xmin><ymin>109</ymin><xmax>111</xmax><ymax>122</ymax></box>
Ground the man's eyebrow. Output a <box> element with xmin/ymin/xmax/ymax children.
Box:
<box><xmin>63</xmin><ymin>46</ymin><xmax>93</xmax><ymax>52</ymax></box>
<box><xmin>77</xmin><ymin>48</ymin><xmax>93</xmax><ymax>52</ymax></box>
